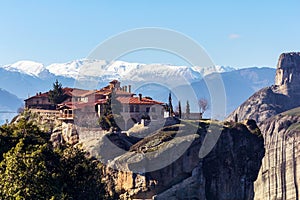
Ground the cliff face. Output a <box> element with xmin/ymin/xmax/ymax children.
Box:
<box><xmin>254</xmin><ymin>108</ymin><xmax>300</xmax><ymax>200</ymax></box>
<box><xmin>227</xmin><ymin>52</ymin><xmax>300</xmax><ymax>200</ymax></box>
<box><xmin>86</xmin><ymin>120</ymin><xmax>264</xmax><ymax>200</ymax></box>
<box><xmin>228</xmin><ymin>52</ymin><xmax>300</xmax><ymax>124</ymax></box>
<box><xmin>155</xmin><ymin>121</ymin><xmax>264</xmax><ymax>200</ymax></box>
<box><xmin>275</xmin><ymin>52</ymin><xmax>300</xmax><ymax>95</ymax></box>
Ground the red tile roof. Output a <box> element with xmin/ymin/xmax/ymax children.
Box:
<box><xmin>116</xmin><ymin>96</ymin><xmax>163</xmax><ymax>105</ymax></box>
<box><xmin>95</xmin><ymin>96</ymin><xmax>163</xmax><ymax>106</ymax></box>
<box><xmin>25</xmin><ymin>92</ymin><xmax>49</xmax><ymax>101</ymax></box>
<box><xmin>25</xmin><ymin>87</ymin><xmax>94</xmax><ymax>101</ymax></box>
<box><xmin>58</xmin><ymin>101</ymin><xmax>96</xmax><ymax>110</ymax></box>
<box><xmin>26</xmin><ymin>81</ymin><xmax>163</xmax><ymax>109</ymax></box>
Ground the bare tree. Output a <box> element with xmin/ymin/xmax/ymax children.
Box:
<box><xmin>199</xmin><ymin>98</ymin><xmax>208</xmax><ymax>114</ymax></box>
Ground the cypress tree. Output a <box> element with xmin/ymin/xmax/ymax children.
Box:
<box><xmin>178</xmin><ymin>101</ymin><xmax>182</xmax><ymax>118</ymax></box>
<box><xmin>186</xmin><ymin>100</ymin><xmax>190</xmax><ymax>119</ymax></box>
<box><xmin>168</xmin><ymin>92</ymin><xmax>173</xmax><ymax>117</ymax></box>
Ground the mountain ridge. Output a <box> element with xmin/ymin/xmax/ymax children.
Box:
<box><xmin>0</xmin><ymin>59</ymin><xmax>236</xmax><ymax>80</ymax></box>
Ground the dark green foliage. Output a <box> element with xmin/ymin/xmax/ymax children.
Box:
<box><xmin>168</xmin><ymin>92</ymin><xmax>173</xmax><ymax>117</ymax></box>
<box><xmin>0</xmin><ymin>120</ymin><xmax>111</xmax><ymax>199</ymax></box>
<box><xmin>48</xmin><ymin>80</ymin><xmax>65</xmax><ymax>104</ymax></box>
<box><xmin>0</xmin><ymin>117</ymin><xmax>48</xmax><ymax>161</ymax></box>
<box><xmin>186</xmin><ymin>100</ymin><xmax>190</xmax><ymax>119</ymax></box>
<box><xmin>54</xmin><ymin>146</ymin><xmax>108</xmax><ymax>200</ymax></box>
<box><xmin>178</xmin><ymin>101</ymin><xmax>182</xmax><ymax>118</ymax></box>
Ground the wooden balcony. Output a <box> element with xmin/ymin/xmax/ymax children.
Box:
<box><xmin>58</xmin><ymin>113</ymin><xmax>74</xmax><ymax>120</ymax></box>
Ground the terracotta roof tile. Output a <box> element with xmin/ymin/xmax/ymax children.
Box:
<box><xmin>116</xmin><ymin>97</ymin><xmax>163</xmax><ymax>105</ymax></box>
<box><xmin>58</xmin><ymin>101</ymin><xmax>96</xmax><ymax>110</ymax></box>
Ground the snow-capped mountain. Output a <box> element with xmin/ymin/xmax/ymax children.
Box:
<box><xmin>0</xmin><ymin>59</ymin><xmax>235</xmax><ymax>80</ymax></box>
<box><xmin>2</xmin><ymin>60</ymin><xmax>46</xmax><ymax>77</ymax></box>
<box><xmin>191</xmin><ymin>65</ymin><xmax>235</xmax><ymax>76</ymax></box>
<box><xmin>0</xmin><ymin>59</ymin><xmax>276</xmax><ymax>122</ymax></box>
<box><xmin>0</xmin><ymin>59</ymin><xmax>235</xmax><ymax>99</ymax></box>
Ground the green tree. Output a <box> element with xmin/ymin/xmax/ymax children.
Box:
<box><xmin>57</xmin><ymin>146</ymin><xmax>108</xmax><ymax>200</ymax></box>
<box><xmin>168</xmin><ymin>92</ymin><xmax>173</xmax><ymax>117</ymax></box>
<box><xmin>0</xmin><ymin>140</ymin><xmax>59</xmax><ymax>199</ymax></box>
<box><xmin>186</xmin><ymin>100</ymin><xmax>190</xmax><ymax>119</ymax></box>
<box><xmin>0</xmin><ymin>117</ymin><xmax>48</xmax><ymax>161</ymax></box>
<box><xmin>48</xmin><ymin>80</ymin><xmax>65</xmax><ymax>104</ymax></box>
<box><xmin>178</xmin><ymin>101</ymin><xmax>182</xmax><ymax>118</ymax></box>
<box><xmin>0</xmin><ymin>120</ymin><xmax>111</xmax><ymax>199</ymax></box>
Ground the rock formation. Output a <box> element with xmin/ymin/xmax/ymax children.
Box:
<box><xmin>85</xmin><ymin>121</ymin><xmax>264</xmax><ymax>199</ymax></box>
<box><xmin>254</xmin><ymin>108</ymin><xmax>300</xmax><ymax>200</ymax></box>
<box><xmin>228</xmin><ymin>52</ymin><xmax>300</xmax><ymax>124</ymax></box>
<box><xmin>228</xmin><ymin>52</ymin><xmax>300</xmax><ymax>200</ymax></box>
<box><xmin>275</xmin><ymin>52</ymin><xmax>300</xmax><ymax>95</ymax></box>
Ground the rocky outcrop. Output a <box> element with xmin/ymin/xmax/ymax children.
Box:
<box><xmin>228</xmin><ymin>52</ymin><xmax>300</xmax><ymax>124</ymax></box>
<box><xmin>254</xmin><ymin>108</ymin><xmax>300</xmax><ymax>200</ymax></box>
<box><xmin>15</xmin><ymin>109</ymin><xmax>80</xmax><ymax>146</ymax></box>
<box><xmin>50</xmin><ymin>122</ymin><xmax>79</xmax><ymax>146</ymax></box>
<box><xmin>86</xmin><ymin>121</ymin><xmax>264</xmax><ymax>199</ymax></box>
<box><xmin>227</xmin><ymin>52</ymin><xmax>300</xmax><ymax>200</ymax></box>
<box><xmin>227</xmin><ymin>86</ymin><xmax>290</xmax><ymax>124</ymax></box>
<box><xmin>275</xmin><ymin>52</ymin><xmax>300</xmax><ymax>95</ymax></box>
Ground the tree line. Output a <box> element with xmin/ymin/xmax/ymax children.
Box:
<box><xmin>167</xmin><ymin>92</ymin><xmax>209</xmax><ymax>119</ymax></box>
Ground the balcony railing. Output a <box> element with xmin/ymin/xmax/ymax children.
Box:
<box><xmin>58</xmin><ymin>113</ymin><xmax>74</xmax><ymax>120</ymax></box>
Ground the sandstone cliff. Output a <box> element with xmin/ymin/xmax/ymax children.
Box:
<box><xmin>228</xmin><ymin>52</ymin><xmax>300</xmax><ymax>124</ymax></box>
<box><xmin>254</xmin><ymin>108</ymin><xmax>300</xmax><ymax>200</ymax></box>
<box><xmin>227</xmin><ymin>52</ymin><xmax>300</xmax><ymax>200</ymax></box>
<box><xmin>275</xmin><ymin>52</ymin><xmax>300</xmax><ymax>96</ymax></box>
<box><xmin>85</xmin><ymin>120</ymin><xmax>264</xmax><ymax>200</ymax></box>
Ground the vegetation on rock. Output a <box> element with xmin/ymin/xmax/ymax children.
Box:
<box><xmin>0</xmin><ymin>116</ymin><xmax>111</xmax><ymax>199</ymax></box>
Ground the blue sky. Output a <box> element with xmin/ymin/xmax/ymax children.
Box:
<box><xmin>0</xmin><ymin>0</ymin><xmax>300</xmax><ymax>68</ymax></box>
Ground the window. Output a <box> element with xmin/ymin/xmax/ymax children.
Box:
<box><xmin>146</xmin><ymin>107</ymin><xmax>150</xmax><ymax>113</ymax></box>
<box><xmin>36</xmin><ymin>100</ymin><xmax>39</xmax><ymax>105</ymax></box>
<box><xmin>124</xmin><ymin>106</ymin><xmax>129</xmax><ymax>112</ymax></box>
<box><xmin>130</xmin><ymin>105</ymin><xmax>134</xmax><ymax>112</ymax></box>
<box><xmin>151</xmin><ymin>107</ymin><xmax>156</xmax><ymax>112</ymax></box>
<box><xmin>135</xmin><ymin>105</ymin><xmax>139</xmax><ymax>112</ymax></box>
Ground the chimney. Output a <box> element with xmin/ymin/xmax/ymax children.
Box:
<box><xmin>36</xmin><ymin>93</ymin><xmax>38</xmax><ymax>96</ymax></box>
<box><xmin>128</xmin><ymin>85</ymin><xmax>131</xmax><ymax>93</ymax></box>
<box><xmin>39</xmin><ymin>92</ymin><xmax>42</xmax><ymax>95</ymax></box>
<box><xmin>124</xmin><ymin>86</ymin><xmax>127</xmax><ymax>92</ymax></box>
<box><xmin>139</xmin><ymin>93</ymin><xmax>142</xmax><ymax>101</ymax></box>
